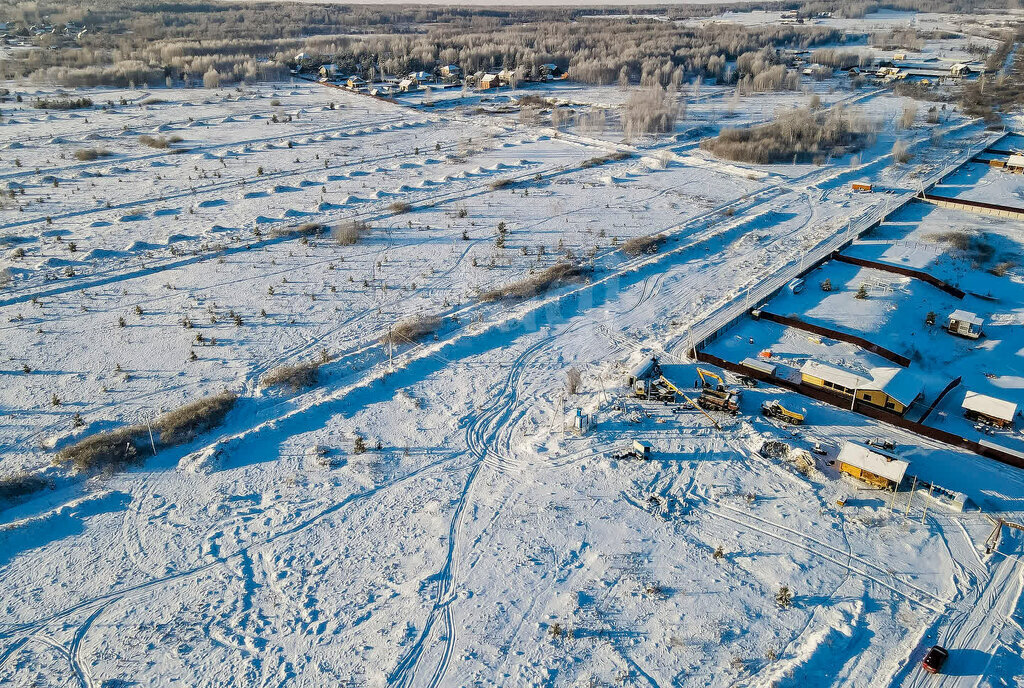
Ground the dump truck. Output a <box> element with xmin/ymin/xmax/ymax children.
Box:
<box><xmin>761</xmin><ymin>400</ymin><xmax>805</xmax><ymax>425</ymax></box>
<box><xmin>698</xmin><ymin>388</ymin><xmax>741</xmax><ymax>414</ymax></box>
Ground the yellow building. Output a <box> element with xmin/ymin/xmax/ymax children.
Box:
<box><xmin>800</xmin><ymin>361</ymin><xmax>922</xmax><ymax>415</ymax></box>
<box><xmin>837</xmin><ymin>441</ymin><xmax>909</xmax><ymax>489</ymax></box>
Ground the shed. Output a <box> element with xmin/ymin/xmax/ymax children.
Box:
<box><xmin>950</xmin><ymin>63</ymin><xmax>971</xmax><ymax>77</ymax></box>
<box><xmin>627</xmin><ymin>356</ymin><xmax>660</xmax><ymax>387</ymax></box>
<box><xmin>742</xmin><ymin>357</ymin><xmax>776</xmax><ymax>376</ymax></box>
<box><xmin>962</xmin><ymin>391</ymin><xmax>1017</xmax><ymax>427</ymax></box>
<box><xmin>1006</xmin><ymin>154</ymin><xmax>1024</xmax><ymax>172</ymax></box>
<box><xmin>480</xmin><ymin>73</ymin><xmax>500</xmax><ymax>89</ymax></box>
<box><xmin>947</xmin><ymin>309</ymin><xmax>983</xmax><ymax>339</ymax></box>
<box><xmin>836</xmin><ymin>440</ymin><xmax>909</xmax><ymax>489</ymax></box>
<box><xmin>346</xmin><ymin>76</ymin><xmax>367</xmax><ymax>90</ymax></box>
<box><xmin>398</xmin><ymin>78</ymin><xmax>416</xmax><ymax>92</ymax></box>
<box><xmin>440</xmin><ymin>64</ymin><xmax>461</xmax><ymax>79</ymax></box>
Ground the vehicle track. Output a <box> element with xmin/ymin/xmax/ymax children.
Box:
<box><xmin>389</xmin><ymin>336</ymin><xmax>549</xmax><ymax>687</ymax></box>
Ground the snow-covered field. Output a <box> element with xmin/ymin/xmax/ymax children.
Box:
<box><xmin>1</xmin><ymin>72</ymin><xmax>1023</xmax><ymax>688</ymax></box>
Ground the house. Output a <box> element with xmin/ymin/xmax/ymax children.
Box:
<box><xmin>962</xmin><ymin>391</ymin><xmax>1017</xmax><ymax>427</ymax></box>
<box><xmin>440</xmin><ymin>64</ymin><xmax>461</xmax><ymax>80</ymax></box>
<box><xmin>950</xmin><ymin>63</ymin><xmax>971</xmax><ymax>78</ymax></box>
<box><xmin>346</xmin><ymin>76</ymin><xmax>367</xmax><ymax>90</ymax></box>
<box><xmin>947</xmin><ymin>310</ymin><xmax>983</xmax><ymax>339</ymax></box>
<box><xmin>837</xmin><ymin>440</ymin><xmax>909</xmax><ymax>489</ymax></box>
<box><xmin>497</xmin><ymin>68</ymin><xmax>516</xmax><ymax>85</ymax></box>
<box><xmin>480</xmin><ymin>73</ymin><xmax>500</xmax><ymax>90</ymax></box>
<box><xmin>318</xmin><ymin>64</ymin><xmax>339</xmax><ymax>81</ymax></box>
<box><xmin>800</xmin><ymin>361</ymin><xmax>922</xmax><ymax>415</ymax></box>
<box><xmin>397</xmin><ymin>78</ymin><xmax>416</xmax><ymax>92</ymax></box>
<box><xmin>1005</xmin><ymin>154</ymin><xmax>1024</xmax><ymax>172</ymax></box>
<box><xmin>409</xmin><ymin>71</ymin><xmax>432</xmax><ymax>83</ymax></box>
<box><xmin>540</xmin><ymin>63</ymin><xmax>563</xmax><ymax>78</ymax></box>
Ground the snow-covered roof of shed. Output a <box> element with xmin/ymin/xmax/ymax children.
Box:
<box><xmin>948</xmin><ymin>309</ymin><xmax>983</xmax><ymax>326</ymax></box>
<box><xmin>742</xmin><ymin>357</ymin><xmax>776</xmax><ymax>375</ymax></box>
<box><xmin>1007</xmin><ymin>154</ymin><xmax>1024</xmax><ymax>168</ymax></box>
<box><xmin>837</xmin><ymin>441</ymin><xmax>909</xmax><ymax>483</ymax></box>
<box><xmin>800</xmin><ymin>361</ymin><xmax>869</xmax><ymax>390</ymax></box>
<box><xmin>962</xmin><ymin>391</ymin><xmax>1017</xmax><ymax>422</ymax></box>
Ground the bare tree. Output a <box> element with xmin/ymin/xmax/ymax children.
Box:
<box><xmin>899</xmin><ymin>102</ymin><xmax>917</xmax><ymax>129</ymax></box>
<box><xmin>566</xmin><ymin>367</ymin><xmax>582</xmax><ymax>395</ymax></box>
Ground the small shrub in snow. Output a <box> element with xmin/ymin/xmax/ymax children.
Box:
<box><xmin>989</xmin><ymin>260</ymin><xmax>1014</xmax><ymax>277</ymax></box>
<box><xmin>891</xmin><ymin>139</ymin><xmax>912</xmax><ymax>164</ymax></box>
<box><xmin>261</xmin><ymin>360</ymin><xmax>323</xmax><ymax>391</ymax></box>
<box><xmin>73</xmin><ymin>147</ymin><xmax>111</xmax><ymax>161</ymax></box>
<box><xmin>620</xmin><ymin>233</ymin><xmax>667</xmax><ymax>257</ymax></box>
<box><xmin>0</xmin><ymin>471</ymin><xmax>51</xmax><ymax>503</ymax></box>
<box><xmin>389</xmin><ymin>201</ymin><xmax>412</xmax><ymax>214</ymax></box>
<box><xmin>35</xmin><ymin>97</ymin><xmax>92</xmax><ymax>110</ymax></box>
<box><xmin>139</xmin><ymin>134</ymin><xmax>183</xmax><ymax>149</ymax></box>
<box><xmin>488</xmin><ymin>178</ymin><xmax>512</xmax><ymax>190</ymax></box>
<box><xmin>333</xmin><ymin>219</ymin><xmax>370</xmax><ymax>245</ymax></box>
<box><xmin>925</xmin><ymin>311</ymin><xmax>936</xmax><ymax>326</ymax></box>
<box><xmin>775</xmin><ymin>585</ymin><xmax>793</xmax><ymax>608</ymax></box>
<box><xmin>152</xmin><ymin>391</ymin><xmax>237</xmax><ymax>445</ymax></box>
<box><xmin>479</xmin><ymin>262</ymin><xmax>588</xmax><ymax>301</ymax></box>
<box><xmin>855</xmin><ymin>284</ymin><xmax>868</xmax><ymax>299</ymax></box>
<box><xmin>353</xmin><ymin>435</ymin><xmax>367</xmax><ymax>454</ymax></box>
<box><xmin>383</xmin><ymin>314</ymin><xmax>442</xmax><ymax>346</ymax></box>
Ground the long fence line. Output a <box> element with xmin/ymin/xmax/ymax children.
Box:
<box><xmin>830</xmin><ymin>252</ymin><xmax>966</xmax><ymax>298</ymax></box>
<box><xmin>681</xmin><ymin>131</ymin><xmax>1005</xmax><ymax>358</ymax></box>
<box><xmin>697</xmin><ymin>351</ymin><xmax>1024</xmax><ymax>471</ymax></box>
<box><xmin>754</xmin><ymin>309</ymin><xmax>912</xmax><ymax>366</ymax></box>
<box><xmin>680</xmin><ymin>130</ymin><xmax>1024</xmax><ymax>471</ymax></box>
<box><xmin>919</xmin><ymin>192</ymin><xmax>1024</xmax><ymax>221</ymax></box>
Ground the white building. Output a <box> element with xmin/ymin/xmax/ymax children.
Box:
<box><xmin>962</xmin><ymin>391</ymin><xmax>1017</xmax><ymax>427</ymax></box>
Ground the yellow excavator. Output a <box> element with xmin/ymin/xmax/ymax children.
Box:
<box><xmin>694</xmin><ymin>367</ymin><xmax>741</xmax><ymax>415</ymax></box>
<box><xmin>696</xmin><ymin>367</ymin><xmax>727</xmax><ymax>391</ymax></box>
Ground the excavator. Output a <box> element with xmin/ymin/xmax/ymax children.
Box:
<box><xmin>695</xmin><ymin>367</ymin><xmax>741</xmax><ymax>415</ymax></box>
<box><xmin>760</xmin><ymin>399</ymin><xmax>805</xmax><ymax>425</ymax></box>
<box><xmin>658</xmin><ymin>373</ymin><xmax>723</xmax><ymax>429</ymax></box>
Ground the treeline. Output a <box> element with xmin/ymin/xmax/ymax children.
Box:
<box><xmin>0</xmin><ymin>0</ymin><xmax>850</xmax><ymax>88</ymax></box>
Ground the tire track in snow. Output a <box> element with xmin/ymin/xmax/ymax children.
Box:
<box><xmin>389</xmin><ymin>336</ymin><xmax>549</xmax><ymax>687</ymax></box>
<box><xmin>0</xmin><ymin>451</ymin><xmax>460</xmax><ymax>657</ymax></box>
<box><xmin>699</xmin><ymin>502</ymin><xmax>945</xmax><ymax>613</ymax></box>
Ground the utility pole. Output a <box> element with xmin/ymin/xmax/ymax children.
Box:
<box><xmin>921</xmin><ymin>484</ymin><xmax>934</xmax><ymax>524</ymax></box>
<box><xmin>147</xmin><ymin>413</ymin><xmax>157</xmax><ymax>456</ymax></box>
<box><xmin>903</xmin><ymin>475</ymin><xmax>918</xmax><ymax>521</ymax></box>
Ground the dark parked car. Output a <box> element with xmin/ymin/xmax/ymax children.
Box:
<box><xmin>922</xmin><ymin>645</ymin><xmax>948</xmax><ymax>674</ymax></box>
